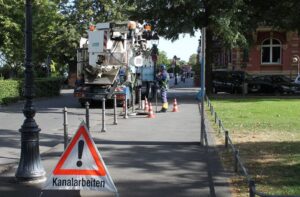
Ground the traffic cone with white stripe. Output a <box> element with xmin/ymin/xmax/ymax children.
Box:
<box><xmin>172</xmin><ymin>98</ymin><xmax>179</xmax><ymax>112</ymax></box>
<box><xmin>147</xmin><ymin>103</ymin><xmax>155</xmax><ymax>118</ymax></box>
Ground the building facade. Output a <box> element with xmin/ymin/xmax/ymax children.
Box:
<box><xmin>214</xmin><ymin>28</ymin><xmax>300</xmax><ymax>77</ymax></box>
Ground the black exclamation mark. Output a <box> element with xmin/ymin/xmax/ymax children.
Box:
<box><xmin>76</xmin><ymin>140</ymin><xmax>84</xmax><ymax>167</ymax></box>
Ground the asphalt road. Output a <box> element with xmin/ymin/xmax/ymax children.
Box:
<box><xmin>0</xmin><ymin>88</ymin><xmax>85</xmax><ymax>169</ymax></box>
<box><xmin>0</xmin><ymin>78</ymin><xmax>231</xmax><ymax>197</ymax></box>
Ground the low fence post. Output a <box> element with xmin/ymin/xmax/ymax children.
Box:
<box><xmin>225</xmin><ymin>130</ymin><xmax>229</xmax><ymax>148</ymax></box>
<box><xmin>214</xmin><ymin>112</ymin><xmax>217</xmax><ymax>123</ymax></box>
<box><xmin>85</xmin><ymin>101</ymin><xmax>90</xmax><ymax>131</ymax></box>
<box><xmin>249</xmin><ymin>180</ymin><xmax>256</xmax><ymax>197</ymax></box>
<box><xmin>113</xmin><ymin>95</ymin><xmax>118</xmax><ymax>125</ymax></box>
<box><xmin>234</xmin><ymin>149</ymin><xmax>239</xmax><ymax>173</ymax></box>
<box><xmin>211</xmin><ymin>106</ymin><xmax>214</xmax><ymax>115</ymax></box>
<box><xmin>218</xmin><ymin>119</ymin><xmax>222</xmax><ymax>133</ymax></box>
<box><xmin>63</xmin><ymin>107</ymin><xmax>68</xmax><ymax>150</ymax></box>
<box><xmin>101</xmin><ymin>97</ymin><xmax>106</xmax><ymax>132</ymax></box>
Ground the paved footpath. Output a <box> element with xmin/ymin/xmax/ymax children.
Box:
<box><xmin>0</xmin><ymin>78</ymin><xmax>231</xmax><ymax>197</ymax></box>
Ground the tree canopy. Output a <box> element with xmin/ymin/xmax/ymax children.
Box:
<box><xmin>126</xmin><ymin>0</ymin><xmax>300</xmax><ymax>92</ymax></box>
<box><xmin>156</xmin><ymin>50</ymin><xmax>170</xmax><ymax>67</ymax></box>
<box><xmin>0</xmin><ymin>0</ymin><xmax>133</xmax><ymax>78</ymax></box>
<box><xmin>1</xmin><ymin>0</ymin><xmax>300</xmax><ymax>81</ymax></box>
<box><xmin>127</xmin><ymin>0</ymin><xmax>252</xmax><ymax>47</ymax></box>
<box><xmin>59</xmin><ymin>0</ymin><xmax>134</xmax><ymax>36</ymax></box>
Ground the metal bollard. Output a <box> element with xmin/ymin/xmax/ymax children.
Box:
<box><xmin>225</xmin><ymin>130</ymin><xmax>229</xmax><ymax>148</ymax></box>
<box><xmin>101</xmin><ymin>97</ymin><xmax>106</xmax><ymax>132</ymax></box>
<box><xmin>124</xmin><ymin>96</ymin><xmax>128</xmax><ymax>119</ymax></box>
<box><xmin>138</xmin><ymin>87</ymin><xmax>142</xmax><ymax>110</ymax></box>
<box><xmin>113</xmin><ymin>95</ymin><xmax>118</xmax><ymax>125</ymax></box>
<box><xmin>85</xmin><ymin>101</ymin><xmax>90</xmax><ymax>131</ymax></box>
<box><xmin>234</xmin><ymin>149</ymin><xmax>239</xmax><ymax>173</ymax></box>
<box><xmin>132</xmin><ymin>90</ymin><xmax>135</xmax><ymax>113</ymax></box>
<box><xmin>155</xmin><ymin>89</ymin><xmax>158</xmax><ymax>113</ymax></box>
<box><xmin>63</xmin><ymin>107</ymin><xmax>68</xmax><ymax>150</ymax></box>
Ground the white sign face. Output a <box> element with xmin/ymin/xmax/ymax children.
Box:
<box><xmin>43</xmin><ymin>123</ymin><xmax>117</xmax><ymax>193</ymax></box>
<box><xmin>130</xmin><ymin>56</ymin><xmax>143</xmax><ymax>67</ymax></box>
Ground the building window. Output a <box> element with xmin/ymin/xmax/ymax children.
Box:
<box><xmin>261</xmin><ymin>38</ymin><xmax>281</xmax><ymax>64</ymax></box>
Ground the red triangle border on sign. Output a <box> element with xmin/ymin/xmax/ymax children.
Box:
<box><xmin>53</xmin><ymin>125</ymin><xmax>106</xmax><ymax>176</ymax></box>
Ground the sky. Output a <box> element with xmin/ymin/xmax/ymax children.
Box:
<box><xmin>157</xmin><ymin>31</ymin><xmax>201</xmax><ymax>62</ymax></box>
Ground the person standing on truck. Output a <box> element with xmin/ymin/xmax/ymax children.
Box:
<box><xmin>157</xmin><ymin>64</ymin><xmax>169</xmax><ymax>112</ymax></box>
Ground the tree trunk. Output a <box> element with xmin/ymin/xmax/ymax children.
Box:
<box><xmin>205</xmin><ymin>27</ymin><xmax>213</xmax><ymax>95</ymax></box>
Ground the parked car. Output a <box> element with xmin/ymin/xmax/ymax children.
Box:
<box><xmin>212</xmin><ymin>70</ymin><xmax>251</xmax><ymax>94</ymax></box>
<box><xmin>294</xmin><ymin>75</ymin><xmax>300</xmax><ymax>85</ymax></box>
<box><xmin>248</xmin><ymin>75</ymin><xmax>300</xmax><ymax>95</ymax></box>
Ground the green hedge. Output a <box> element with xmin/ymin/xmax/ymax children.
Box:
<box><xmin>0</xmin><ymin>77</ymin><xmax>62</xmax><ymax>104</ymax></box>
<box><xmin>33</xmin><ymin>77</ymin><xmax>62</xmax><ymax>97</ymax></box>
<box><xmin>0</xmin><ymin>80</ymin><xmax>21</xmax><ymax>104</ymax></box>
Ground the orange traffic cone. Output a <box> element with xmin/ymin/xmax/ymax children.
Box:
<box><xmin>172</xmin><ymin>98</ymin><xmax>179</xmax><ymax>112</ymax></box>
<box><xmin>144</xmin><ymin>98</ymin><xmax>149</xmax><ymax>112</ymax></box>
<box><xmin>147</xmin><ymin>103</ymin><xmax>155</xmax><ymax>118</ymax></box>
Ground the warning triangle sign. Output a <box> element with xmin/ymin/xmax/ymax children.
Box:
<box><xmin>43</xmin><ymin>123</ymin><xmax>117</xmax><ymax>193</ymax></box>
<box><xmin>53</xmin><ymin>124</ymin><xmax>106</xmax><ymax>176</ymax></box>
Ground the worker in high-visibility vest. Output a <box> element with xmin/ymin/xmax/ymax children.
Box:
<box><xmin>157</xmin><ymin>64</ymin><xmax>169</xmax><ymax>112</ymax></box>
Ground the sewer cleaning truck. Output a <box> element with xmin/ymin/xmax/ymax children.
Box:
<box><xmin>74</xmin><ymin>21</ymin><xmax>159</xmax><ymax>106</ymax></box>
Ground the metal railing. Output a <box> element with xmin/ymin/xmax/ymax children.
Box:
<box><xmin>205</xmin><ymin>95</ymin><xmax>300</xmax><ymax>197</ymax></box>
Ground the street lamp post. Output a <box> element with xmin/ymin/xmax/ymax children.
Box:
<box><xmin>15</xmin><ymin>0</ymin><xmax>45</xmax><ymax>182</ymax></box>
<box><xmin>173</xmin><ymin>55</ymin><xmax>180</xmax><ymax>85</ymax></box>
<box><xmin>293</xmin><ymin>55</ymin><xmax>300</xmax><ymax>76</ymax></box>
<box><xmin>200</xmin><ymin>28</ymin><xmax>206</xmax><ymax>145</ymax></box>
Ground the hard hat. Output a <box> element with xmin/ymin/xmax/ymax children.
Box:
<box><xmin>160</xmin><ymin>64</ymin><xmax>166</xmax><ymax>70</ymax></box>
